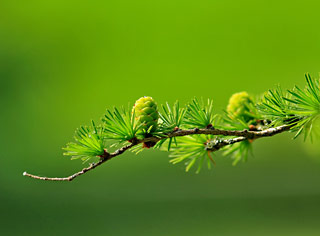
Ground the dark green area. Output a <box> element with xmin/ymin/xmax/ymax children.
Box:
<box><xmin>1</xmin><ymin>0</ymin><xmax>320</xmax><ymax>235</ymax></box>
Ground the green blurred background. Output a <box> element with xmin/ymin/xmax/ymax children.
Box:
<box><xmin>1</xmin><ymin>0</ymin><xmax>320</xmax><ymax>235</ymax></box>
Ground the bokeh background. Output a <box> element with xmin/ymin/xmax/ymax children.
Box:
<box><xmin>1</xmin><ymin>0</ymin><xmax>320</xmax><ymax>235</ymax></box>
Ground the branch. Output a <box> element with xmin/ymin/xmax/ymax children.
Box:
<box><xmin>23</xmin><ymin>143</ymin><xmax>135</xmax><ymax>181</ymax></box>
<box><xmin>153</xmin><ymin>124</ymin><xmax>291</xmax><ymax>141</ymax></box>
<box><xmin>23</xmin><ymin>125</ymin><xmax>290</xmax><ymax>182</ymax></box>
<box><xmin>205</xmin><ymin>136</ymin><xmax>247</xmax><ymax>152</ymax></box>
<box><xmin>204</xmin><ymin>125</ymin><xmax>291</xmax><ymax>152</ymax></box>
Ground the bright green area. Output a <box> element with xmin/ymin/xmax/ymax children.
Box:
<box><xmin>1</xmin><ymin>0</ymin><xmax>320</xmax><ymax>235</ymax></box>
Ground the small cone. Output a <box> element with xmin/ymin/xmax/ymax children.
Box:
<box><xmin>227</xmin><ymin>92</ymin><xmax>254</xmax><ymax>122</ymax></box>
<box><xmin>133</xmin><ymin>96</ymin><xmax>159</xmax><ymax>132</ymax></box>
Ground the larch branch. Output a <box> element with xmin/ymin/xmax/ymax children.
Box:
<box><xmin>23</xmin><ymin>125</ymin><xmax>290</xmax><ymax>182</ymax></box>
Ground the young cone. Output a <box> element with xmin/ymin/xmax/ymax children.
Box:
<box><xmin>133</xmin><ymin>96</ymin><xmax>159</xmax><ymax>147</ymax></box>
<box><xmin>227</xmin><ymin>91</ymin><xmax>254</xmax><ymax>122</ymax></box>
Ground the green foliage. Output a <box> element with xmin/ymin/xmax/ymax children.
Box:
<box><xmin>184</xmin><ymin>98</ymin><xmax>215</xmax><ymax>128</ymax></box>
<box><xmin>258</xmin><ymin>74</ymin><xmax>320</xmax><ymax>140</ymax></box>
<box><xmin>221</xmin><ymin>111</ymin><xmax>252</xmax><ymax>130</ymax></box>
<box><xmin>257</xmin><ymin>85</ymin><xmax>293</xmax><ymax>127</ymax></box>
<box><xmin>286</xmin><ymin>74</ymin><xmax>320</xmax><ymax>140</ymax></box>
<box><xmin>102</xmin><ymin>106</ymin><xmax>141</xmax><ymax>142</ymax></box>
<box><xmin>155</xmin><ymin>101</ymin><xmax>186</xmax><ymax>150</ymax></box>
<box><xmin>159</xmin><ymin>101</ymin><xmax>186</xmax><ymax>131</ymax></box>
<box><xmin>223</xmin><ymin>140</ymin><xmax>252</xmax><ymax>166</ymax></box>
<box><xmin>168</xmin><ymin>135</ymin><xmax>215</xmax><ymax>173</ymax></box>
<box><xmin>63</xmin><ymin>120</ymin><xmax>105</xmax><ymax>162</ymax></box>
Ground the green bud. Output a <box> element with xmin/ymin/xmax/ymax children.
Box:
<box><xmin>227</xmin><ymin>91</ymin><xmax>254</xmax><ymax>122</ymax></box>
<box><xmin>133</xmin><ymin>96</ymin><xmax>159</xmax><ymax>132</ymax></box>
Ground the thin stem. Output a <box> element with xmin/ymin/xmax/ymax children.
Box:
<box><xmin>23</xmin><ymin>125</ymin><xmax>290</xmax><ymax>182</ymax></box>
